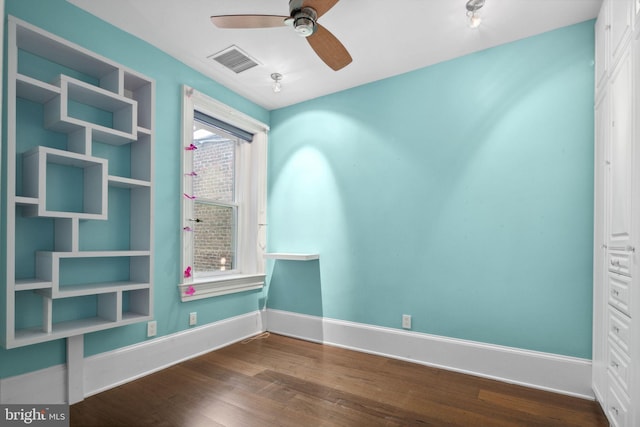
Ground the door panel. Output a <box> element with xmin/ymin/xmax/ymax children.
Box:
<box><xmin>608</xmin><ymin>50</ymin><xmax>633</xmax><ymax>249</ymax></box>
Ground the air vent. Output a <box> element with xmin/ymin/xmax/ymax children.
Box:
<box><xmin>209</xmin><ymin>45</ymin><xmax>260</xmax><ymax>73</ymax></box>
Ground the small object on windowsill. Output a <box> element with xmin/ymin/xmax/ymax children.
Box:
<box><xmin>184</xmin><ymin>285</ymin><xmax>196</xmax><ymax>296</ymax></box>
<box><xmin>264</xmin><ymin>253</ymin><xmax>319</xmax><ymax>261</ymax></box>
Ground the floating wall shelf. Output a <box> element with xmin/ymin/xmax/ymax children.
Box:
<box><xmin>264</xmin><ymin>253</ymin><xmax>320</xmax><ymax>261</ymax></box>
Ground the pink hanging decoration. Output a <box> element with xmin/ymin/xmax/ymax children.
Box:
<box><xmin>183</xmin><ymin>226</ymin><xmax>193</xmax><ymax>232</ymax></box>
<box><xmin>184</xmin><ymin>285</ymin><xmax>196</xmax><ymax>296</ymax></box>
<box><xmin>184</xmin><ymin>266</ymin><xmax>192</xmax><ymax>278</ymax></box>
<box><xmin>183</xmin><ymin>193</ymin><xmax>196</xmax><ymax>200</ymax></box>
<box><xmin>185</xmin><ymin>143</ymin><xmax>198</xmax><ymax>151</ymax></box>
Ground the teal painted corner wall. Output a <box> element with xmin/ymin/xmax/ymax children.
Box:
<box><xmin>0</xmin><ymin>0</ymin><xmax>595</xmax><ymax>380</ymax></box>
<box><xmin>0</xmin><ymin>0</ymin><xmax>269</xmax><ymax>378</ymax></box>
<box><xmin>267</xmin><ymin>21</ymin><xmax>595</xmax><ymax>358</ymax></box>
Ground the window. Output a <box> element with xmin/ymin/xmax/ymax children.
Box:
<box><xmin>179</xmin><ymin>86</ymin><xmax>268</xmax><ymax>301</ymax></box>
<box><xmin>191</xmin><ymin>122</ymin><xmax>238</xmax><ymax>274</ymax></box>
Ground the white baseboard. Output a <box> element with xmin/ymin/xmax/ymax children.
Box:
<box><xmin>0</xmin><ymin>364</ymin><xmax>67</xmax><ymax>405</ymax></box>
<box><xmin>0</xmin><ymin>310</ymin><xmax>265</xmax><ymax>404</ymax></box>
<box><xmin>266</xmin><ymin>309</ymin><xmax>595</xmax><ymax>400</ymax></box>
<box><xmin>0</xmin><ymin>308</ymin><xmax>594</xmax><ymax>404</ymax></box>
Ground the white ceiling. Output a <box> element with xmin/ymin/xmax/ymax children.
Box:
<box><xmin>67</xmin><ymin>0</ymin><xmax>601</xmax><ymax>111</ymax></box>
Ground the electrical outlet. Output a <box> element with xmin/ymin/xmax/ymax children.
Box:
<box><xmin>402</xmin><ymin>314</ymin><xmax>411</xmax><ymax>329</ymax></box>
<box><xmin>189</xmin><ymin>312</ymin><xmax>197</xmax><ymax>326</ymax></box>
<box><xmin>147</xmin><ymin>321</ymin><xmax>157</xmax><ymax>337</ymax></box>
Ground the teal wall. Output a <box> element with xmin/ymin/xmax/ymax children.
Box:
<box><xmin>267</xmin><ymin>21</ymin><xmax>595</xmax><ymax>358</ymax></box>
<box><xmin>0</xmin><ymin>0</ymin><xmax>595</xmax><ymax>380</ymax></box>
<box><xmin>0</xmin><ymin>0</ymin><xmax>269</xmax><ymax>378</ymax></box>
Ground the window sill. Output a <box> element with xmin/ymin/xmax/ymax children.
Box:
<box><xmin>178</xmin><ymin>273</ymin><xmax>265</xmax><ymax>302</ymax></box>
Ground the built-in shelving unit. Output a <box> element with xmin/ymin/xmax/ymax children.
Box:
<box><xmin>3</xmin><ymin>17</ymin><xmax>155</xmax><ymax>349</ymax></box>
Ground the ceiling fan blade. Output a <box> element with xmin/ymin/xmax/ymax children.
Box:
<box><xmin>301</xmin><ymin>0</ymin><xmax>339</xmax><ymax>19</ymax></box>
<box><xmin>306</xmin><ymin>24</ymin><xmax>352</xmax><ymax>71</ymax></box>
<box><xmin>211</xmin><ymin>15</ymin><xmax>289</xmax><ymax>29</ymax></box>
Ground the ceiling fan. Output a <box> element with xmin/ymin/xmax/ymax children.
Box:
<box><xmin>210</xmin><ymin>0</ymin><xmax>352</xmax><ymax>71</ymax></box>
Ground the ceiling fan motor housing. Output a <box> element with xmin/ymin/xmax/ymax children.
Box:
<box><xmin>292</xmin><ymin>7</ymin><xmax>317</xmax><ymax>37</ymax></box>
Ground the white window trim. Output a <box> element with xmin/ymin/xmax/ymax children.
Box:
<box><xmin>179</xmin><ymin>85</ymin><xmax>268</xmax><ymax>302</ymax></box>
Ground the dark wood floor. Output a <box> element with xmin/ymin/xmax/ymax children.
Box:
<box><xmin>71</xmin><ymin>333</ymin><xmax>608</xmax><ymax>427</ymax></box>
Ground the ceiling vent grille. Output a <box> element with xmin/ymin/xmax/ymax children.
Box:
<box><xmin>209</xmin><ymin>45</ymin><xmax>260</xmax><ymax>73</ymax></box>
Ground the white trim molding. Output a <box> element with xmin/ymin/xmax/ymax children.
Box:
<box><xmin>178</xmin><ymin>273</ymin><xmax>265</xmax><ymax>302</ymax></box>
<box><xmin>266</xmin><ymin>309</ymin><xmax>595</xmax><ymax>400</ymax></box>
<box><xmin>0</xmin><ymin>309</ymin><xmax>594</xmax><ymax>404</ymax></box>
<box><xmin>180</xmin><ymin>86</ymin><xmax>269</xmax><ymax>302</ymax></box>
<box><xmin>0</xmin><ymin>311</ymin><xmax>265</xmax><ymax>404</ymax></box>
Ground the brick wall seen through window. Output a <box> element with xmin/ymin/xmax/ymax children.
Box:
<box><xmin>192</xmin><ymin>137</ymin><xmax>236</xmax><ymax>272</ymax></box>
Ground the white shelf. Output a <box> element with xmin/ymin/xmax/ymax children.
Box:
<box><xmin>14</xmin><ymin>279</ymin><xmax>53</xmax><ymax>291</ymax></box>
<box><xmin>14</xmin><ymin>196</ymin><xmax>38</xmax><ymax>206</ymax></box>
<box><xmin>264</xmin><ymin>253</ymin><xmax>320</xmax><ymax>261</ymax></box>
<box><xmin>4</xmin><ymin>17</ymin><xmax>155</xmax><ymax>349</ymax></box>
<box><xmin>108</xmin><ymin>175</ymin><xmax>151</xmax><ymax>189</ymax></box>
<box><xmin>16</xmin><ymin>73</ymin><xmax>60</xmax><ymax>103</ymax></box>
<box><xmin>137</xmin><ymin>126</ymin><xmax>152</xmax><ymax>136</ymax></box>
<box><xmin>38</xmin><ymin>281</ymin><xmax>150</xmax><ymax>298</ymax></box>
<box><xmin>13</xmin><ymin>311</ymin><xmax>151</xmax><ymax>348</ymax></box>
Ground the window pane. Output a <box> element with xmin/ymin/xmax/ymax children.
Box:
<box><xmin>193</xmin><ymin>202</ymin><xmax>236</xmax><ymax>273</ymax></box>
<box><xmin>192</xmin><ymin>124</ymin><xmax>235</xmax><ymax>202</ymax></box>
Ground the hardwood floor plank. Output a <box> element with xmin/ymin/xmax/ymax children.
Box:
<box><xmin>71</xmin><ymin>333</ymin><xmax>608</xmax><ymax>427</ymax></box>
<box><xmin>477</xmin><ymin>389</ymin><xmax>606</xmax><ymax>427</ymax></box>
<box><xmin>254</xmin><ymin>369</ymin><xmax>544</xmax><ymax>427</ymax></box>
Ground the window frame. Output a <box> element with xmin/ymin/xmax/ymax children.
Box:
<box><xmin>179</xmin><ymin>85</ymin><xmax>268</xmax><ymax>301</ymax></box>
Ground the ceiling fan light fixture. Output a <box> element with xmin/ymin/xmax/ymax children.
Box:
<box><xmin>466</xmin><ymin>0</ymin><xmax>485</xmax><ymax>29</ymax></box>
<box><xmin>271</xmin><ymin>73</ymin><xmax>283</xmax><ymax>93</ymax></box>
<box><xmin>468</xmin><ymin>11</ymin><xmax>482</xmax><ymax>29</ymax></box>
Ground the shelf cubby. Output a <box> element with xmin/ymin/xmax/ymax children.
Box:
<box><xmin>124</xmin><ymin>71</ymin><xmax>153</xmax><ymax>131</ymax></box>
<box><xmin>14</xmin><ymin>290</ymin><xmax>45</xmax><ymax>333</ymax></box>
<box><xmin>16</xmin><ymin>23</ymin><xmax>119</xmax><ymax>91</ymax></box>
<box><xmin>16</xmin><ymin>73</ymin><xmax>61</xmax><ymax>103</ymax></box>
<box><xmin>22</xmin><ymin>146</ymin><xmax>108</xmax><ymax>220</ymax></box>
<box><xmin>45</xmin><ymin>75</ymin><xmax>138</xmax><ymax>145</ymax></box>
<box><xmin>122</xmin><ymin>288</ymin><xmax>152</xmax><ymax>320</ymax></box>
<box><xmin>34</xmin><ymin>251</ymin><xmax>150</xmax><ymax>299</ymax></box>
